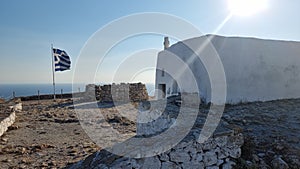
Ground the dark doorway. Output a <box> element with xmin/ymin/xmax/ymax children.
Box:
<box><xmin>158</xmin><ymin>84</ymin><xmax>166</xmax><ymax>98</ymax></box>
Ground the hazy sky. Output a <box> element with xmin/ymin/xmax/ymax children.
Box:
<box><xmin>0</xmin><ymin>0</ymin><xmax>299</xmax><ymax>84</ymax></box>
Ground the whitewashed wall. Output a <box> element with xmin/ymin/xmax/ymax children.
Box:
<box><xmin>155</xmin><ymin>35</ymin><xmax>300</xmax><ymax>104</ymax></box>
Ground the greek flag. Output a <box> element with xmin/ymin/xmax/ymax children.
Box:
<box><xmin>53</xmin><ymin>48</ymin><xmax>71</xmax><ymax>71</ymax></box>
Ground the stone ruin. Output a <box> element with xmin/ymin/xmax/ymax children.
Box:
<box><xmin>84</xmin><ymin>83</ymin><xmax>148</xmax><ymax>102</ymax></box>
<box><xmin>69</xmin><ymin>95</ymin><xmax>244</xmax><ymax>169</ymax></box>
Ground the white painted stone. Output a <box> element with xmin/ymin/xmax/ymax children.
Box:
<box><xmin>203</xmin><ymin>139</ymin><xmax>217</xmax><ymax>150</ymax></box>
<box><xmin>159</xmin><ymin>153</ymin><xmax>169</xmax><ymax>162</ymax></box>
<box><xmin>0</xmin><ymin>112</ymin><xmax>16</xmax><ymax>137</ymax></box>
<box><xmin>136</xmin><ymin>108</ymin><xmax>175</xmax><ymax>136</ymax></box>
<box><xmin>184</xmin><ymin>145</ymin><xmax>197</xmax><ymax>157</ymax></box>
<box><xmin>214</xmin><ymin>147</ymin><xmax>221</xmax><ymax>154</ymax></box>
<box><xmin>95</xmin><ymin>164</ymin><xmax>108</xmax><ymax>169</ymax></box>
<box><xmin>252</xmin><ymin>154</ymin><xmax>260</xmax><ymax>162</ymax></box>
<box><xmin>258</xmin><ymin>153</ymin><xmax>266</xmax><ymax>158</ymax></box>
<box><xmin>110</xmin><ymin>159</ymin><xmax>131</xmax><ymax>169</ymax></box>
<box><xmin>70</xmin><ymin>124</ymin><xmax>244</xmax><ymax>169</ymax></box>
<box><xmin>217</xmin><ymin>159</ymin><xmax>224</xmax><ymax>166</ymax></box>
<box><xmin>176</xmin><ymin>141</ymin><xmax>190</xmax><ymax>149</ymax></box>
<box><xmin>228</xmin><ymin>147</ymin><xmax>241</xmax><ymax>158</ymax></box>
<box><xmin>222</xmin><ymin>161</ymin><xmax>236</xmax><ymax>169</ymax></box>
<box><xmin>161</xmin><ymin>161</ymin><xmax>181</xmax><ymax>169</ymax></box>
<box><xmin>130</xmin><ymin>159</ymin><xmax>141</xmax><ymax>169</ymax></box>
<box><xmin>169</xmin><ymin>150</ymin><xmax>191</xmax><ymax>162</ymax></box>
<box><xmin>183</xmin><ymin>145</ymin><xmax>197</xmax><ymax>154</ymax></box>
<box><xmin>246</xmin><ymin>160</ymin><xmax>253</xmax><ymax>166</ymax></box>
<box><xmin>9</xmin><ymin>103</ymin><xmax>22</xmax><ymax>112</ymax></box>
<box><xmin>203</xmin><ymin>151</ymin><xmax>218</xmax><ymax>166</ymax></box>
<box><xmin>271</xmin><ymin>157</ymin><xmax>289</xmax><ymax>169</ymax></box>
<box><xmin>194</xmin><ymin>153</ymin><xmax>203</xmax><ymax>162</ymax></box>
<box><xmin>194</xmin><ymin>142</ymin><xmax>203</xmax><ymax>152</ymax></box>
<box><xmin>141</xmin><ymin>156</ymin><xmax>161</xmax><ymax>169</ymax></box>
<box><xmin>215</xmin><ymin>136</ymin><xmax>228</xmax><ymax>147</ymax></box>
<box><xmin>227</xmin><ymin>133</ymin><xmax>244</xmax><ymax>147</ymax></box>
<box><xmin>206</xmin><ymin>165</ymin><xmax>219</xmax><ymax>169</ymax></box>
<box><xmin>218</xmin><ymin>148</ymin><xmax>229</xmax><ymax>159</ymax></box>
<box><xmin>137</xmin><ymin>109</ymin><xmax>162</xmax><ymax>124</ymax></box>
<box><xmin>181</xmin><ymin>161</ymin><xmax>204</xmax><ymax>169</ymax></box>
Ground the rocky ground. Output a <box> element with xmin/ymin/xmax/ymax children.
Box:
<box><xmin>0</xmin><ymin>98</ymin><xmax>299</xmax><ymax>168</ymax></box>
<box><xmin>0</xmin><ymin>99</ymin><xmax>139</xmax><ymax>169</ymax></box>
<box><xmin>221</xmin><ymin>99</ymin><xmax>300</xmax><ymax>169</ymax></box>
<box><xmin>0</xmin><ymin>99</ymin><xmax>102</xmax><ymax>169</ymax></box>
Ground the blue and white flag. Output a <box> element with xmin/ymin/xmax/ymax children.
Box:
<box><xmin>53</xmin><ymin>48</ymin><xmax>71</xmax><ymax>71</ymax></box>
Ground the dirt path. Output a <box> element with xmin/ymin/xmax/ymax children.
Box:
<box><xmin>0</xmin><ymin>100</ymin><xmax>100</xmax><ymax>169</ymax></box>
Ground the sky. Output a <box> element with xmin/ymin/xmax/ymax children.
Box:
<box><xmin>0</xmin><ymin>0</ymin><xmax>299</xmax><ymax>84</ymax></box>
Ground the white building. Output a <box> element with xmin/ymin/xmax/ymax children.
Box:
<box><xmin>155</xmin><ymin>35</ymin><xmax>300</xmax><ymax>104</ymax></box>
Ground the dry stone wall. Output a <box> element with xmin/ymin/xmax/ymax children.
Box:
<box><xmin>69</xmin><ymin>129</ymin><xmax>243</xmax><ymax>169</ymax></box>
<box><xmin>0</xmin><ymin>101</ymin><xmax>20</xmax><ymax>137</ymax></box>
<box><xmin>85</xmin><ymin>83</ymin><xmax>148</xmax><ymax>102</ymax></box>
<box><xmin>70</xmin><ymin>98</ymin><xmax>244</xmax><ymax>169</ymax></box>
<box><xmin>0</xmin><ymin>108</ymin><xmax>16</xmax><ymax>137</ymax></box>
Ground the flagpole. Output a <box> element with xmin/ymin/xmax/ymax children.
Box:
<box><xmin>51</xmin><ymin>44</ymin><xmax>56</xmax><ymax>100</ymax></box>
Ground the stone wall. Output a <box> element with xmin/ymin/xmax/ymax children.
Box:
<box><xmin>20</xmin><ymin>92</ymin><xmax>84</xmax><ymax>101</ymax></box>
<box><xmin>69</xmin><ymin>129</ymin><xmax>243</xmax><ymax>169</ymax></box>
<box><xmin>0</xmin><ymin>101</ymin><xmax>19</xmax><ymax>137</ymax></box>
<box><xmin>85</xmin><ymin>83</ymin><xmax>148</xmax><ymax>102</ymax></box>
<box><xmin>69</xmin><ymin>98</ymin><xmax>244</xmax><ymax>169</ymax></box>
<box><xmin>20</xmin><ymin>94</ymin><xmax>71</xmax><ymax>101</ymax></box>
<box><xmin>0</xmin><ymin>111</ymin><xmax>16</xmax><ymax>137</ymax></box>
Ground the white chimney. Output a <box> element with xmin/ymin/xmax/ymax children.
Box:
<box><xmin>164</xmin><ymin>37</ymin><xmax>170</xmax><ymax>50</ymax></box>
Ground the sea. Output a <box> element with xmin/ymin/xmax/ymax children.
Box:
<box><xmin>0</xmin><ymin>83</ymin><xmax>155</xmax><ymax>100</ymax></box>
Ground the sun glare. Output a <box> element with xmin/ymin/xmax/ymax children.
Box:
<box><xmin>228</xmin><ymin>0</ymin><xmax>268</xmax><ymax>16</ymax></box>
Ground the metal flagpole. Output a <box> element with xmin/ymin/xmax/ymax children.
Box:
<box><xmin>51</xmin><ymin>44</ymin><xmax>56</xmax><ymax>100</ymax></box>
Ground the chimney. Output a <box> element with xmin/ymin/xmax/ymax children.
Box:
<box><xmin>163</xmin><ymin>37</ymin><xmax>170</xmax><ymax>50</ymax></box>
